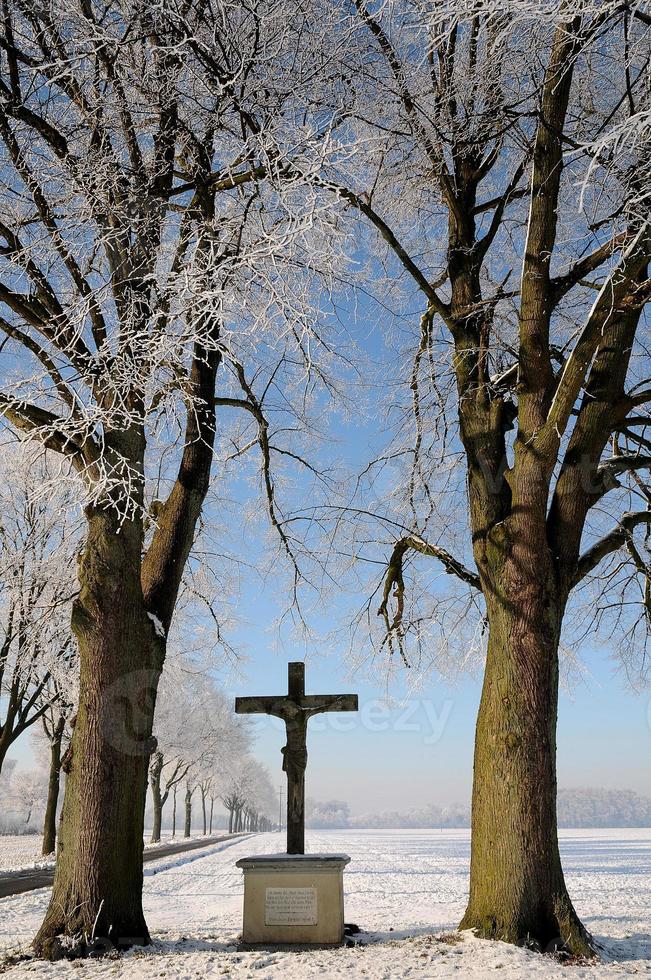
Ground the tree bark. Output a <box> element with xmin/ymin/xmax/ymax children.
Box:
<box><xmin>460</xmin><ymin>532</ymin><xmax>592</xmax><ymax>956</ymax></box>
<box><xmin>42</xmin><ymin>716</ymin><xmax>65</xmax><ymax>856</ymax></box>
<box><xmin>172</xmin><ymin>785</ymin><xmax>177</xmax><ymax>837</ymax></box>
<box><xmin>209</xmin><ymin>797</ymin><xmax>214</xmax><ymax>834</ymax></box>
<box><xmin>34</xmin><ymin>506</ymin><xmax>163</xmax><ymax>959</ymax></box>
<box><xmin>201</xmin><ymin>788</ymin><xmax>207</xmax><ymax>835</ymax></box>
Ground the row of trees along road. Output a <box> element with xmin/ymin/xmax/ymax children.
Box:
<box><xmin>147</xmin><ymin>659</ymin><xmax>275</xmax><ymax>842</ymax></box>
<box><xmin>0</xmin><ymin>0</ymin><xmax>650</xmax><ymax>962</ymax></box>
<box><xmin>219</xmin><ymin>757</ymin><xmax>277</xmax><ymax>835</ymax></box>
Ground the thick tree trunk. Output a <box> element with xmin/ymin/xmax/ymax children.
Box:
<box><xmin>42</xmin><ymin>716</ymin><xmax>65</xmax><ymax>856</ymax></box>
<box><xmin>228</xmin><ymin>808</ymin><xmax>233</xmax><ymax>833</ymax></box>
<box><xmin>184</xmin><ymin>784</ymin><xmax>192</xmax><ymax>838</ymax></box>
<box><xmin>460</xmin><ymin>571</ymin><xmax>593</xmax><ymax>957</ymax></box>
<box><xmin>209</xmin><ymin>797</ymin><xmax>214</xmax><ymax>834</ymax></box>
<box><xmin>172</xmin><ymin>786</ymin><xmax>177</xmax><ymax>837</ymax></box>
<box><xmin>34</xmin><ymin>508</ymin><xmax>163</xmax><ymax>959</ymax></box>
<box><xmin>201</xmin><ymin>788</ymin><xmax>207</xmax><ymax>835</ymax></box>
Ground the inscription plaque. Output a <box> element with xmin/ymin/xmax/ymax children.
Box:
<box><xmin>264</xmin><ymin>886</ymin><xmax>318</xmax><ymax>926</ymax></box>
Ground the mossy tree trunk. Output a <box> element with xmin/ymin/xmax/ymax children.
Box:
<box><xmin>459</xmin><ymin>518</ymin><xmax>591</xmax><ymax>953</ymax></box>
<box><xmin>33</xmin><ymin>340</ymin><xmax>219</xmax><ymax>959</ymax></box>
<box><xmin>34</xmin><ymin>504</ymin><xmax>163</xmax><ymax>958</ymax></box>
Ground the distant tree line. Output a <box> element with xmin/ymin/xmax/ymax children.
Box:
<box><xmin>556</xmin><ymin>789</ymin><xmax>651</xmax><ymax>829</ymax></box>
<box><xmin>306</xmin><ymin>790</ymin><xmax>651</xmax><ymax>830</ymax></box>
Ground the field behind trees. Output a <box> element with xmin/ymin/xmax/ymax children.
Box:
<box><xmin>1</xmin><ymin>829</ymin><xmax>650</xmax><ymax>979</ymax></box>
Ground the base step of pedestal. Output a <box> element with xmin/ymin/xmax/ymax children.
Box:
<box><xmin>235</xmin><ymin>853</ymin><xmax>351</xmax><ymax>945</ymax></box>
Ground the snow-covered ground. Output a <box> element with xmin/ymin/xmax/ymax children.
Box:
<box><xmin>1</xmin><ymin>829</ymin><xmax>650</xmax><ymax>978</ymax></box>
<box><xmin>0</xmin><ymin>837</ymin><xmax>53</xmax><ymax>875</ymax></box>
<box><xmin>0</xmin><ymin>831</ymin><xmax>231</xmax><ymax>873</ymax></box>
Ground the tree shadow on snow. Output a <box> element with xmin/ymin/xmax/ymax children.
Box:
<box><xmin>594</xmin><ymin>933</ymin><xmax>651</xmax><ymax>962</ymax></box>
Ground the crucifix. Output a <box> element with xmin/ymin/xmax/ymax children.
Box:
<box><xmin>235</xmin><ymin>662</ymin><xmax>358</xmax><ymax>854</ymax></box>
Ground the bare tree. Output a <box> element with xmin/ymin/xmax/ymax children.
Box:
<box><xmin>149</xmin><ymin>662</ymin><xmax>249</xmax><ymax>842</ymax></box>
<box><xmin>171</xmin><ymin>784</ymin><xmax>179</xmax><ymax>839</ymax></box>
<box><xmin>0</xmin><ymin>0</ymin><xmax>346</xmax><ymax>956</ymax></box>
<box><xmin>0</xmin><ymin>449</ymin><xmax>79</xmax><ymax>776</ymax></box>
<box><xmin>208</xmin><ymin>791</ymin><xmax>216</xmax><ymax>835</ymax></box>
<box><xmin>318</xmin><ymin>0</ymin><xmax>651</xmax><ymax>956</ymax></box>
<box><xmin>40</xmin><ymin>688</ymin><xmax>75</xmax><ymax>856</ymax></box>
<box><xmin>219</xmin><ymin>755</ymin><xmax>274</xmax><ymax>833</ymax></box>
<box><xmin>183</xmin><ymin>779</ymin><xmax>196</xmax><ymax>838</ymax></box>
<box><xmin>7</xmin><ymin>768</ymin><xmax>48</xmax><ymax>829</ymax></box>
<box><xmin>198</xmin><ymin>774</ymin><xmax>213</xmax><ymax>835</ymax></box>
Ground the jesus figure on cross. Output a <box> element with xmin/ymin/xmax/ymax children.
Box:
<box><xmin>235</xmin><ymin>662</ymin><xmax>358</xmax><ymax>854</ymax></box>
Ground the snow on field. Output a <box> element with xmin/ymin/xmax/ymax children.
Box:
<box><xmin>1</xmin><ymin>829</ymin><xmax>650</xmax><ymax>978</ymax></box>
<box><xmin>0</xmin><ymin>837</ymin><xmax>52</xmax><ymax>875</ymax></box>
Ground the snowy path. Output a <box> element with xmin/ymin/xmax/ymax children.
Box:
<box><xmin>0</xmin><ymin>834</ymin><xmax>249</xmax><ymax>898</ymax></box>
<box><xmin>1</xmin><ymin>829</ymin><xmax>650</xmax><ymax>978</ymax></box>
<box><xmin>0</xmin><ymin>832</ymin><xmax>241</xmax><ymax>874</ymax></box>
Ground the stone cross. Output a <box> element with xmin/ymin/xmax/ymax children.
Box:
<box><xmin>235</xmin><ymin>662</ymin><xmax>358</xmax><ymax>854</ymax></box>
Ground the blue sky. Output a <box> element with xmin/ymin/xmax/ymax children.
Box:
<box><xmin>218</xmin><ymin>595</ymin><xmax>651</xmax><ymax>815</ymax></box>
<box><xmin>11</xmin><ymin>621</ymin><xmax>651</xmax><ymax>815</ymax></box>
<box><xmin>8</xmin><ymin>484</ymin><xmax>651</xmax><ymax>814</ymax></box>
<box><xmin>6</xmin><ymin>305</ymin><xmax>651</xmax><ymax>817</ymax></box>
<box><xmin>200</xmin><ymin>308</ymin><xmax>651</xmax><ymax>815</ymax></box>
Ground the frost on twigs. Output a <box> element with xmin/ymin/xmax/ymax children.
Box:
<box><xmin>0</xmin><ymin>0</ymin><xmax>354</xmax><ymax>565</ymax></box>
<box><xmin>0</xmin><ymin>445</ymin><xmax>81</xmax><ymax>768</ymax></box>
<box><xmin>313</xmin><ymin>0</ymin><xmax>651</xmax><ymax>685</ymax></box>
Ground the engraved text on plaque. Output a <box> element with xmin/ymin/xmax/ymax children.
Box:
<box><xmin>264</xmin><ymin>886</ymin><xmax>318</xmax><ymax>926</ymax></box>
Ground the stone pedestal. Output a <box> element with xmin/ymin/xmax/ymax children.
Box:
<box><xmin>236</xmin><ymin>853</ymin><xmax>351</xmax><ymax>945</ymax></box>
